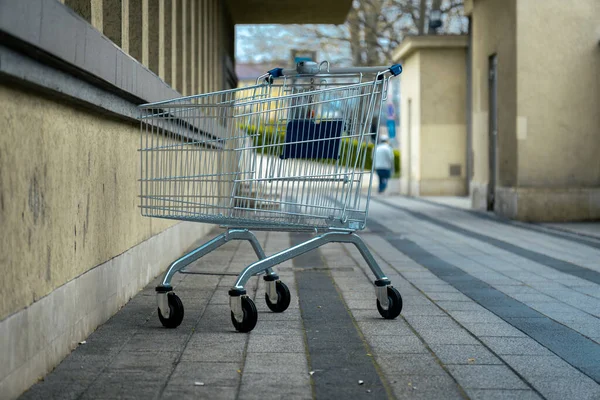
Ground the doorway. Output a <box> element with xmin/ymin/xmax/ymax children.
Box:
<box><xmin>487</xmin><ymin>54</ymin><xmax>498</xmax><ymax>211</ymax></box>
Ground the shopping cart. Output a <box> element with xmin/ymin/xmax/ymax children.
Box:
<box><xmin>139</xmin><ymin>61</ymin><xmax>403</xmax><ymax>332</ymax></box>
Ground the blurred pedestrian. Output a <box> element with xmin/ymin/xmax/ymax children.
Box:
<box><xmin>374</xmin><ymin>135</ymin><xmax>395</xmax><ymax>194</ymax></box>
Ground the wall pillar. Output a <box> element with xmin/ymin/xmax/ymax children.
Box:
<box><xmin>121</xmin><ymin>0</ymin><xmax>129</xmax><ymax>53</ymax></box>
<box><xmin>183</xmin><ymin>0</ymin><xmax>192</xmax><ymax>96</ymax></box>
<box><xmin>147</xmin><ymin>0</ymin><xmax>160</xmax><ymax>73</ymax></box>
<box><xmin>64</xmin><ymin>0</ymin><xmax>92</xmax><ymax>23</ymax></box>
<box><xmin>159</xmin><ymin>0</ymin><xmax>172</xmax><ymax>85</ymax></box>
<box><xmin>201</xmin><ymin>0</ymin><xmax>208</xmax><ymax>92</ymax></box>
<box><xmin>195</xmin><ymin>0</ymin><xmax>202</xmax><ymax>94</ymax></box>
<box><xmin>91</xmin><ymin>0</ymin><xmax>102</xmax><ymax>31</ymax></box>
<box><xmin>201</xmin><ymin>0</ymin><xmax>208</xmax><ymax>93</ymax></box>
<box><xmin>170</xmin><ymin>0</ymin><xmax>178</xmax><ymax>89</ymax></box>
<box><xmin>181</xmin><ymin>0</ymin><xmax>187</xmax><ymax>95</ymax></box>
<box><xmin>207</xmin><ymin>0</ymin><xmax>213</xmax><ymax>92</ymax></box>
<box><xmin>215</xmin><ymin>0</ymin><xmax>221</xmax><ymax>90</ymax></box>
<box><xmin>174</xmin><ymin>0</ymin><xmax>183</xmax><ymax>92</ymax></box>
<box><xmin>102</xmin><ymin>0</ymin><xmax>122</xmax><ymax>46</ymax></box>
<box><xmin>190</xmin><ymin>0</ymin><xmax>196</xmax><ymax>94</ymax></box>
<box><xmin>126</xmin><ymin>0</ymin><xmax>143</xmax><ymax>63</ymax></box>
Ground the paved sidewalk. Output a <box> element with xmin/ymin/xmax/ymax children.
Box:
<box><xmin>20</xmin><ymin>197</ymin><xmax>600</xmax><ymax>400</ymax></box>
<box><xmin>420</xmin><ymin>196</ymin><xmax>471</xmax><ymax>210</ymax></box>
<box><xmin>543</xmin><ymin>222</ymin><xmax>600</xmax><ymax>240</ymax></box>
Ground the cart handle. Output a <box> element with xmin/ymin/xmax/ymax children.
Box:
<box><xmin>266</xmin><ymin>61</ymin><xmax>402</xmax><ymax>79</ymax></box>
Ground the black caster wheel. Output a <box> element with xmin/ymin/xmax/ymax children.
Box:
<box><xmin>265</xmin><ymin>281</ymin><xmax>291</xmax><ymax>313</ymax></box>
<box><xmin>377</xmin><ymin>286</ymin><xmax>403</xmax><ymax>319</ymax></box>
<box><xmin>158</xmin><ymin>293</ymin><xmax>185</xmax><ymax>328</ymax></box>
<box><xmin>231</xmin><ymin>296</ymin><xmax>258</xmax><ymax>333</ymax></box>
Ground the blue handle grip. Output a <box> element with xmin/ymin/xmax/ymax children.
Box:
<box><xmin>267</xmin><ymin>67</ymin><xmax>284</xmax><ymax>78</ymax></box>
<box><xmin>389</xmin><ymin>64</ymin><xmax>402</xmax><ymax>76</ymax></box>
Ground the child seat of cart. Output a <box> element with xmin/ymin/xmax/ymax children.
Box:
<box><xmin>280</xmin><ymin>119</ymin><xmax>344</xmax><ymax>160</ymax></box>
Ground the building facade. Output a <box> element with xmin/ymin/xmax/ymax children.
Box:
<box><xmin>465</xmin><ymin>0</ymin><xmax>600</xmax><ymax>221</ymax></box>
<box><xmin>0</xmin><ymin>0</ymin><xmax>351</xmax><ymax>398</ymax></box>
<box><xmin>394</xmin><ymin>35</ymin><xmax>468</xmax><ymax>197</ymax></box>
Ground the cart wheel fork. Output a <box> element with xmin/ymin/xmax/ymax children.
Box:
<box><xmin>264</xmin><ymin>273</ymin><xmax>280</xmax><ymax>305</ymax></box>
<box><xmin>157</xmin><ymin>289</ymin><xmax>171</xmax><ymax>319</ymax></box>
<box><xmin>375</xmin><ymin>279</ymin><xmax>391</xmax><ymax>311</ymax></box>
<box><xmin>229</xmin><ymin>288</ymin><xmax>246</xmax><ymax>324</ymax></box>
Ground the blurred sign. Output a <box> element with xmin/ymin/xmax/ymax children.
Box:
<box><xmin>386</xmin><ymin>103</ymin><xmax>395</xmax><ymax>120</ymax></box>
<box><xmin>386</xmin><ymin>103</ymin><xmax>396</xmax><ymax>139</ymax></box>
<box><xmin>291</xmin><ymin>49</ymin><xmax>317</xmax><ymax>65</ymax></box>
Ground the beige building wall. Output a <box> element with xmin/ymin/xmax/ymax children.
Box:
<box><xmin>469</xmin><ymin>0</ymin><xmax>518</xmax><ymax>210</ymax></box>
<box><xmin>394</xmin><ymin>36</ymin><xmax>468</xmax><ymax>196</ymax></box>
<box><xmin>0</xmin><ymin>84</ymin><xmax>172</xmax><ymax>322</ymax></box>
<box><xmin>420</xmin><ymin>48</ymin><xmax>467</xmax><ymax>195</ymax></box>
<box><xmin>469</xmin><ymin>0</ymin><xmax>600</xmax><ymax>221</ymax></box>
<box><xmin>516</xmin><ymin>0</ymin><xmax>600</xmax><ymax>187</ymax></box>
<box><xmin>0</xmin><ymin>83</ymin><xmax>212</xmax><ymax>398</ymax></box>
<box><xmin>0</xmin><ymin>0</ymin><xmax>231</xmax><ymax>397</ymax></box>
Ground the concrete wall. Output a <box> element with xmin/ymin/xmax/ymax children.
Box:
<box><xmin>396</xmin><ymin>37</ymin><xmax>468</xmax><ymax>196</ymax></box>
<box><xmin>516</xmin><ymin>0</ymin><xmax>600</xmax><ymax>188</ymax></box>
<box><xmin>469</xmin><ymin>0</ymin><xmax>518</xmax><ymax>209</ymax></box>
<box><xmin>0</xmin><ymin>84</ymin><xmax>173</xmax><ymax>321</ymax></box>
<box><xmin>0</xmin><ymin>0</ymin><xmax>233</xmax><ymax>396</ymax></box>
<box><xmin>469</xmin><ymin>0</ymin><xmax>600</xmax><ymax>221</ymax></box>
<box><xmin>0</xmin><ymin>82</ymin><xmax>213</xmax><ymax>399</ymax></box>
<box><xmin>419</xmin><ymin>48</ymin><xmax>467</xmax><ymax>196</ymax></box>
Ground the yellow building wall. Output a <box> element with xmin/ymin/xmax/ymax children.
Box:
<box><xmin>515</xmin><ymin>0</ymin><xmax>600</xmax><ymax>187</ymax></box>
<box><xmin>470</xmin><ymin>0</ymin><xmax>600</xmax><ymax>220</ymax></box>
<box><xmin>399</xmin><ymin>52</ymin><xmax>421</xmax><ymax>195</ymax></box>
<box><xmin>419</xmin><ymin>49</ymin><xmax>467</xmax><ymax>195</ymax></box>
<box><xmin>0</xmin><ymin>83</ymin><xmax>176</xmax><ymax>321</ymax></box>
<box><xmin>470</xmin><ymin>0</ymin><xmax>517</xmax><ymax>206</ymax></box>
<box><xmin>398</xmin><ymin>43</ymin><xmax>467</xmax><ymax>196</ymax></box>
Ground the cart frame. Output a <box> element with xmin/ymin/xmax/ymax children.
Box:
<box><xmin>140</xmin><ymin>61</ymin><xmax>403</xmax><ymax>332</ymax></box>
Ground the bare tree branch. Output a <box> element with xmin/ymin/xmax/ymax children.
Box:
<box><xmin>235</xmin><ymin>0</ymin><xmax>467</xmax><ymax>66</ymax></box>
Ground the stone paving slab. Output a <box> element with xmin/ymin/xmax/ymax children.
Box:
<box><xmin>18</xmin><ymin>199</ymin><xmax>600</xmax><ymax>400</ymax></box>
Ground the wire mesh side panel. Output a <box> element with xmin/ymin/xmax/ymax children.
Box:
<box><xmin>229</xmin><ymin>78</ymin><xmax>388</xmax><ymax>231</ymax></box>
<box><xmin>139</xmin><ymin>76</ymin><xmax>388</xmax><ymax>231</ymax></box>
<box><xmin>139</xmin><ymin>85</ymin><xmax>272</xmax><ymax>223</ymax></box>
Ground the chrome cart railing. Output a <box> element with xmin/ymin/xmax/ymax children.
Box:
<box><xmin>139</xmin><ymin>61</ymin><xmax>403</xmax><ymax>332</ymax></box>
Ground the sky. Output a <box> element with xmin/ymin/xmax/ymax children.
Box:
<box><xmin>235</xmin><ymin>24</ymin><xmax>353</xmax><ymax>65</ymax></box>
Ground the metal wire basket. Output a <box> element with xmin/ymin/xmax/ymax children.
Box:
<box><xmin>139</xmin><ymin>61</ymin><xmax>404</xmax><ymax>333</ymax></box>
<box><xmin>139</xmin><ymin>61</ymin><xmax>401</xmax><ymax>232</ymax></box>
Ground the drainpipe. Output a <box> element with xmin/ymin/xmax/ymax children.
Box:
<box><xmin>466</xmin><ymin>16</ymin><xmax>473</xmax><ymax>195</ymax></box>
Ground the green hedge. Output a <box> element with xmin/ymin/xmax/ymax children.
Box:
<box><xmin>243</xmin><ymin>124</ymin><xmax>400</xmax><ymax>174</ymax></box>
